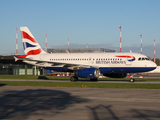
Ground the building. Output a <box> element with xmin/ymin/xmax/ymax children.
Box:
<box><xmin>47</xmin><ymin>48</ymin><xmax>115</xmax><ymax>53</ymax></box>
<box><xmin>0</xmin><ymin>55</ymin><xmax>39</xmax><ymax>75</ymax></box>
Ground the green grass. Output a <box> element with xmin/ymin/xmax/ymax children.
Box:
<box><xmin>0</xmin><ymin>75</ymin><xmax>160</xmax><ymax>89</ymax></box>
<box><xmin>0</xmin><ymin>81</ymin><xmax>160</xmax><ymax>89</ymax></box>
<box><xmin>0</xmin><ymin>75</ymin><xmax>160</xmax><ymax>81</ymax></box>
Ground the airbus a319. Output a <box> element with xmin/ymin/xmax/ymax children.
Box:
<box><xmin>15</xmin><ymin>27</ymin><xmax>157</xmax><ymax>82</ymax></box>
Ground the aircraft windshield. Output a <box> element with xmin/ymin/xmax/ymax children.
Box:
<box><xmin>138</xmin><ymin>57</ymin><xmax>150</xmax><ymax>61</ymax></box>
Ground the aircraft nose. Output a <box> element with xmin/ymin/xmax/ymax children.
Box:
<box><xmin>145</xmin><ymin>61</ymin><xmax>157</xmax><ymax>71</ymax></box>
<box><xmin>149</xmin><ymin>61</ymin><xmax>157</xmax><ymax>68</ymax></box>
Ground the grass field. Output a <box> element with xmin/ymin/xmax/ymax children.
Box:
<box><xmin>0</xmin><ymin>81</ymin><xmax>160</xmax><ymax>89</ymax></box>
<box><xmin>0</xmin><ymin>75</ymin><xmax>160</xmax><ymax>81</ymax></box>
<box><xmin>0</xmin><ymin>75</ymin><xmax>160</xmax><ymax>89</ymax></box>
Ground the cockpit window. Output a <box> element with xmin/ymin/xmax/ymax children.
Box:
<box><xmin>142</xmin><ymin>58</ymin><xmax>145</xmax><ymax>60</ymax></box>
<box><xmin>138</xmin><ymin>57</ymin><xmax>150</xmax><ymax>61</ymax></box>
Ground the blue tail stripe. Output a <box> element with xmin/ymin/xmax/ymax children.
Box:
<box><xmin>24</xmin><ymin>42</ymin><xmax>36</xmax><ymax>48</ymax></box>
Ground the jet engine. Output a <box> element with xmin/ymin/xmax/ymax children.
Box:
<box><xmin>76</xmin><ymin>68</ymin><xmax>100</xmax><ymax>78</ymax></box>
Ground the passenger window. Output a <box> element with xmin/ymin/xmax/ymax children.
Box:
<box><xmin>138</xmin><ymin>58</ymin><xmax>141</xmax><ymax>60</ymax></box>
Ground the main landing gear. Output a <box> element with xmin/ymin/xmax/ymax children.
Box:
<box><xmin>70</xmin><ymin>76</ymin><xmax>78</xmax><ymax>82</ymax></box>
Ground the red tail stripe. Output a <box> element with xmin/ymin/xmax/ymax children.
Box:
<box><xmin>17</xmin><ymin>49</ymin><xmax>42</xmax><ymax>58</ymax></box>
<box><xmin>21</xmin><ymin>31</ymin><xmax>37</xmax><ymax>43</ymax></box>
<box><xmin>18</xmin><ymin>55</ymin><xmax>28</xmax><ymax>58</ymax></box>
<box><xmin>116</xmin><ymin>55</ymin><xmax>135</xmax><ymax>59</ymax></box>
<box><xmin>27</xmin><ymin>48</ymin><xmax>42</xmax><ymax>55</ymax></box>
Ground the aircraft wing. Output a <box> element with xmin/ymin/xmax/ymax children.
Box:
<box><xmin>63</xmin><ymin>64</ymin><xmax>99</xmax><ymax>70</ymax></box>
<box><xmin>14</xmin><ymin>56</ymin><xmax>99</xmax><ymax>70</ymax></box>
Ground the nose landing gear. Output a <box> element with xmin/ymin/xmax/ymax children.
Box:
<box><xmin>130</xmin><ymin>74</ymin><xmax>135</xmax><ymax>82</ymax></box>
<box><xmin>130</xmin><ymin>78</ymin><xmax>135</xmax><ymax>82</ymax></box>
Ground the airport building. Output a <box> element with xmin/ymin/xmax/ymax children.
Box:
<box><xmin>0</xmin><ymin>48</ymin><xmax>115</xmax><ymax>75</ymax></box>
<box><xmin>47</xmin><ymin>48</ymin><xmax>115</xmax><ymax>53</ymax></box>
<box><xmin>0</xmin><ymin>55</ymin><xmax>40</xmax><ymax>75</ymax></box>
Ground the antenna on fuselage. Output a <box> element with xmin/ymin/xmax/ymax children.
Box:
<box><xmin>66</xmin><ymin>50</ymin><xmax>69</xmax><ymax>53</ymax></box>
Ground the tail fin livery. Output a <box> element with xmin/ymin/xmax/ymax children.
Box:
<box><xmin>20</xmin><ymin>27</ymin><xmax>46</xmax><ymax>55</ymax></box>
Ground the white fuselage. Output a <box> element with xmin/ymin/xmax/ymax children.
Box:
<box><xmin>23</xmin><ymin>52</ymin><xmax>156</xmax><ymax>73</ymax></box>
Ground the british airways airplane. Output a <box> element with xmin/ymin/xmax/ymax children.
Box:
<box><xmin>15</xmin><ymin>27</ymin><xmax>157</xmax><ymax>82</ymax></box>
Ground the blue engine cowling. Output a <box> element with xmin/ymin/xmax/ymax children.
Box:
<box><xmin>76</xmin><ymin>68</ymin><xmax>100</xmax><ymax>78</ymax></box>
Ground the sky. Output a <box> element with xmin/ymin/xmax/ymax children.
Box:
<box><xmin>0</xmin><ymin>0</ymin><xmax>160</xmax><ymax>58</ymax></box>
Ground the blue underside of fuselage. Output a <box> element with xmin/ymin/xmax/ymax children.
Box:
<box><xmin>44</xmin><ymin>67</ymin><xmax>156</xmax><ymax>73</ymax></box>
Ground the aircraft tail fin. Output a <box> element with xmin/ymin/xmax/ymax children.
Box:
<box><xmin>20</xmin><ymin>27</ymin><xmax>46</xmax><ymax>55</ymax></box>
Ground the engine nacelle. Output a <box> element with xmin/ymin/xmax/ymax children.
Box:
<box><xmin>103</xmin><ymin>73</ymin><xmax>127</xmax><ymax>78</ymax></box>
<box><xmin>76</xmin><ymin>68</ymin><xmax>100</xmax><ymax>78</ymax></box>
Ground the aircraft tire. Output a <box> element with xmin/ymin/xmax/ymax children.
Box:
<box><xmin>70</xmin><ymin>76</ymin><xmax>78</xmax><ymax>82</ymax></box>
<box><xmin>130</xmin><ymin>78</ymin><xmax>135</xmax><ymax>82</ymax></box>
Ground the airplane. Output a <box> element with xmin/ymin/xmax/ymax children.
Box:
<box><xmin>15</xmin><ymin>27</ymin><xmax>157</xmax><ymax>82</ymax></box>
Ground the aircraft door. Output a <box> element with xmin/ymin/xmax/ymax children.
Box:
<box><xmin>88</xmin><ymin>57</ymin><xmax>94</xmax><ymax>64</ymax></box>
<box><xmin>125</xmin><ymin>56</ymin><xmax>132</xmax><ymax>66</ymax></box>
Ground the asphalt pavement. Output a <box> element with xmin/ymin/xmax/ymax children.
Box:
<box><xmin>0</xmin><ymin>86</ymin><xmax>160</xmax><ymax>120</ymax></box>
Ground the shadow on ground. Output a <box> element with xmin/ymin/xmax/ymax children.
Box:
<box><xmin>87</xmin><ymin>104</ymin><xmax>120</xmax><ymax>120</ymax></box>
<box><xmin>78</xmin><ymin>79</ymin><xmax>147</xmax><ymax>82</ymax></box>
<box><xmin>0</xmin><ymin>89</ymin><xmax>88</xmax><ymax>120</ymax></box>
<box><xmin>87</xmin><ymin>104</ymin><xmax>160</xmax><ymax>120</ymax></box>
<box><xmin>38</xmin><ymin>76</ymin><xmax>49</xmax><ymax>80</ymax></box>
<box><xmin>0</xmin><ymin>84</ymin><xmax>6</xmax><ymax>87</ymax></box>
